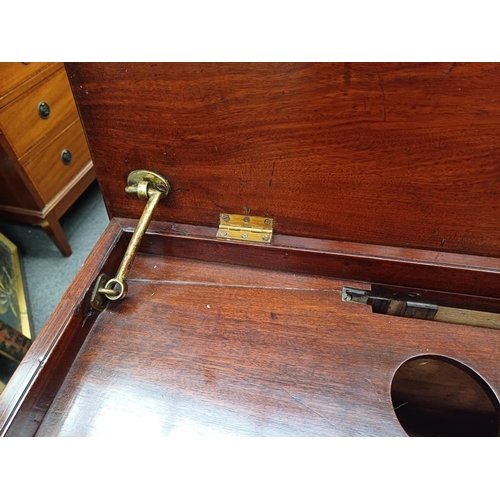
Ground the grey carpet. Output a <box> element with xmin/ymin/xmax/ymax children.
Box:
<box><xmin>0</xmin><ymin>180</ymin><xmax>109</xmax><ymax>337</ymax></box>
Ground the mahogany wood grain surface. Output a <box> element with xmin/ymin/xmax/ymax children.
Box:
<box><xmin>4</xmin><ymin>63</ymin><xmax>499</xmax><ymax>437</ymax></box>
<box><xmin>0</xmin><ymin>220</ymin><xmax>124</xmax><ymax>436</ymax></box>
<box><xmin>35</xmin><ymin>253</ymin><xmax>500</xmax><ymax>437</ymax></box>
<box><xmin>66</xmin><ymin>63</ymin><xmax>500</xmax><ymax>258</ymax></box>
<box><xmin>118</xmin><ymin>219</ymin><xmax>500</xmax><ymax>300</ymax></box>
<box><xmin>2</xmin><ymin>220</ymin><xmax>497</xmax><ymax>436</ymax></box>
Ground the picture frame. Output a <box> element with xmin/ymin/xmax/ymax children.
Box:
<box><xmin>0</xmin><ymin>233</ymin><xmax>32</xmax><ymax>351</ymax></box>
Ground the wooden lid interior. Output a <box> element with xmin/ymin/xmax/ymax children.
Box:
<box><xmin>66</xmin><ymin>63</ymin><xmax>500</xmax><ymax>258</ymax></box>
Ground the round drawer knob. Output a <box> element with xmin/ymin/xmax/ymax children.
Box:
<box><xmin>61</xmin><ymin>149</ymin><xmax>73</xmax><ymax>165</ymax></box>
<box><xmin>38</xmin><ymin>101</ymin><xmax>51</xmax><ymax>119</ymax></box>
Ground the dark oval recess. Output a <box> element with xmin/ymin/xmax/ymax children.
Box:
<box><xmin>391</xmin><ymin>355</ymin><xmax>500</xmax><ymax>437</ymax></box>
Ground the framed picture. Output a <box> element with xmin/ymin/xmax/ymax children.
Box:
<box><xmin>0</xmin><ymin>233</ymin><xmax>32</xmax><ymax>360</ymax></box>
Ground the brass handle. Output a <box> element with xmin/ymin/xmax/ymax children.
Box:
<box><xmin>92</xmin><ymin>170</ymin><xmax>170</xmax><ymax>307</ymax></box>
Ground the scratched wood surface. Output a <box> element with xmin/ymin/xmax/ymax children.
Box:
<box><xmin>0</xmin><ymin>220</ymin><xmax>126</xmax><ymax>436</ymax></box>
<box><xmin>66</xmin><ymin>63</ymin><xmax>500</xmax><ymax>257</ymax></box>
<box><xmin>35</xmin><ymin>254</ymin><xmax>500</xmax><ymax>437</ymax></box>
<box><xmin>120</xmin><ymin>218</ymin><xmax>500</xmax><ymax>300</ymax></box>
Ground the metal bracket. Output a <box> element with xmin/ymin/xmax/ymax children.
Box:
<box><xmin>342</xmin><ymin>287</ymin><xmax>439</xmax><ymax>320</ymax></box>
<box><xmin>90</xmin><ymin>274</ymin><xmax>112</xmax><ymax>312</ymax></box>
<box><xmin>216</xmin><ymin>214</ymin><xmax>274</xmax><ymax>244</ymax></box>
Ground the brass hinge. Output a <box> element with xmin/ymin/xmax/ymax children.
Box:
<box><xmin>216</xmin><ymin>214</ymin><xmax>274</xmax><ymax>244</ymax></box>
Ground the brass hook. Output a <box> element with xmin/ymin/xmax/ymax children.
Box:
<box><xmin>91</xmin><ymin>170</ymin><xmax>170</xmax><ymax>310</ymax></box>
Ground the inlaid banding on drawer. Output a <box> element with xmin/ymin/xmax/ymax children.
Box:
<box><xmin>0</xmin><ymin>68</ymin><xmax>78</xmax><ymax>159</ymax></box>
<box><xmin>0</xmin><ymin>63</ymin><xmax>61</xmax><ymax>109</ymax></box>
<box><xmin>22</xmin><ymin>120</ymin><xmax>92</xmax><ymax>204</ymax></box>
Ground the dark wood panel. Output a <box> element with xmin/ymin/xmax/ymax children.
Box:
<box><xmin>35</xmin><ymin>253</ymin><xmax>500</xmax><ymax>437</ymax></box>
<box><xmin>0</xmin><ymin>220</ymin><xmax>125</xmax><ymax>436</ymax></box>
<box><xmin>129</xmin><ymin>253</ymin><xmax>345</xmax><ymax>290</ymax></box>
<box><xmin>66</xmin><ymin>63</ymin><xmax>500</xmax><ymax>257</ymax></box>
<box><xmin>130</xmin><ymin>253</ymin><xmax>500</xmax><ymax>313</ymax></box>
<box><xmin>0</xmin><ymin>145</ymin><xmax>42</xmax><ymax>210</ymax></box>
<box><xmin>118</xmin><ymin>219</ymin><xmax>500</xmax><ymax>300</ymax></box>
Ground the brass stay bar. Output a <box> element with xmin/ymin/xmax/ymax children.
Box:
<box><xmin>91</xmin><ymin>170</ymin><xmax>170</xmax><ymax>311</ymax></box>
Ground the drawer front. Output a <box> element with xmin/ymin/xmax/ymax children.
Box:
<box><xmin>0</xmin><ymin>63</ymin><xmax>61</xmax><ymax>107</ymax></box>
<box><xmin>0</xmin><ymin>68</ymin><xmax>78</xmax><ymax>159</ymax></box>
<box><xmin>22</xmin><ymin>120</ymin><xmax>92</xmax><ymax>204</ymax></box>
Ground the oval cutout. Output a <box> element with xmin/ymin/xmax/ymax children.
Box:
<box><xmin>391</xmin><ymin>355</ymin><xmax>500</xmax><ymax>437</ymax></box>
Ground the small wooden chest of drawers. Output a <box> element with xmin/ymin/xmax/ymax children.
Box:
<box><xmin>0</xmin><ymin>63</ymin><xmax>95</xmax><ymax>256</ymax></box>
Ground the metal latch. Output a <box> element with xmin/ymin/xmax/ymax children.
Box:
<box><xmin>216</xmin><ymin>214</ymin><xmax>274</xmax><ymax>244</ymax></box>
<box><xmin>342</xmin><ymin>287</ymin><xmax>439</xmax><ymax>320</ymax></box>
<box><xmin>90</xmin><ymin>169</ymin><xmax>170</xmax><ymax>311</ymax></box>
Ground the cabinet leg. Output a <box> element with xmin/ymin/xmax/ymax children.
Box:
<box><xmin>41</xmin><ymin>215</ymin><xmax>72</xmax><ymax>257</ymax></box>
